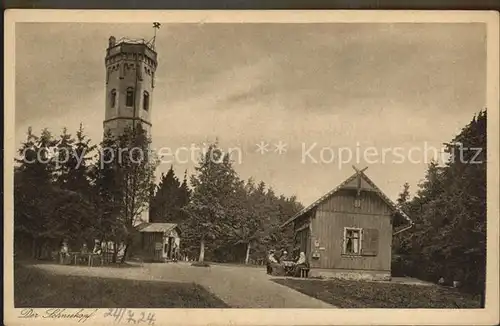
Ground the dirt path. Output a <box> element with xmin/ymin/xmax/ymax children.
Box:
<box><xmin>32</xmin><ymin>262</ymin><xmax>334</xmax><ymax>308</ymax></box>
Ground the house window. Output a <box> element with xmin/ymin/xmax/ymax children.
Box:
<box><xmin>143</xmin><ymin>91</ymin><xmax>149</xmax><ymax>111</ymax></box>
<box><xmin>343</xmin><ymin>228</ymin><xmax>362</xmax><ymax>255</ymax></box>
<box><xmin>110</xmin><ymin>89</ymin><xmax>116</xmax><ymax>108</ymax></box>
<box><xmin>126</xmin><ymin>87</ymin><xmax>134</xmax><ymax>107</ymax></box>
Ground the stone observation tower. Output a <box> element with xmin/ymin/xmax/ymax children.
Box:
<box><xmin>103</xmin><ymin>35</ymin><xmax>158</xmax><ymax>136</ymax></box>
<box><xmin>103</xmin><ymin>26</ymin><xmax>160</xmax><ymax>225</ymax></box>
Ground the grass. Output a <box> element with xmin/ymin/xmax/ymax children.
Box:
<box><xmin>14</xmin><ymin>263</ymin><xmax>229</xmax><ymax>308</ymax></box>
<box><xmin>273</xmin><ymin>278</ymin><xmax>482</xmax><ymax>308</ymax></box>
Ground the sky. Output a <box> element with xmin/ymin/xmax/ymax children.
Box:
<box><xmin>15</xmin><ymin>22</ymin><xmax>486</xmax><ymax>206</ymax></box>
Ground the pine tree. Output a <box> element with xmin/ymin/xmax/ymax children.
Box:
<box><xmin>150</xmin><ymin>165</ymin><xmax>181</xmax><ymax>222</ymax></box>
<box><xmin>54</xmin><ymin>127</ymin><xmax>76</xmax><ymax>188</ymax></box>
<box><xmin>54</xmin><ymin>125</ymin><xmax>95</xmax><ymax>194</ymax></box>
<box><xmin>14</xmin><ymin>127</ymin><xmax>95</xmax><ymax>259</ymax></box>
<box><xmin>16</xmin><ymin>128</ymin><xmax>57</xmax><ymax>184</ymax></box>
<box><xmin>228</xmin><ymin>179</ymin><xmax>264</xmax><ymax>264</ymax></box>
<box><xmin>177</xmin><ymin>170</ymin><xmax>191</xmax><ymax>221</ymax></box>
<box><xmin>72</xmin><ymin>123</ymin><xmax>96</xmax><ymax>196</ymax></box>
<box><xmin>396</xmin><ymin>182</ymin><xmax>410</xmax><ymax>207</ymax></box>
<box><xmin>437</xmin><ymin>109</ymin><xmax>486</xmax><ymax>298</ymax></box>
<box><xmin>185</xmin><ymin>143</ymin><xmax>239</xmax><ymax>262</ymax></box>
<box><xmin>89</xmin><ymin>130</ymin><xmax>125</xmax><ymax>261</ymax></box>
<box><xmin>113</xmin><ymin>125</ymin><xmax>158</xmax><ymax>262</ymax></box>
<box><xmin>14</xmin><ymin>128</ymin><xmax>54</xmax><ymax>257</ymax></box>
<box><xmin>393</xmin><ymin>110</ymin><xmax>487</xmax><ymax>302</ymax></box>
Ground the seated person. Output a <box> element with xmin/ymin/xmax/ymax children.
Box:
<box><xmin>267</xmin><ymin>250</ymin><xmax>284</xmax><ymax>275</ymax></box>
<box><xmin>292</xmin><ymin>252</ymin><xmax>309</xmax><ymax>277</ymax></box>
<box><xmin>280</xmin><ymin>250</ymin><xmax>291</xmax><ymax>262</ymax></box>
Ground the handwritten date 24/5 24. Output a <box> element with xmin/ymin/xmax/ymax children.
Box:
<box><xmin>103</xmin><ymin>308</ymin><xmax>156</xmax><ymax>325</ymax></box>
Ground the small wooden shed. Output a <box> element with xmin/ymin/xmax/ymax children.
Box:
<box><xmin>281</xmin><ymin>166</ymin><xmax>412</xmax><ymax>281</ymax></box>
<box><xmin>135</xmin><ymin>223</ymin><xmax>181</xmax><ymax>262</ymax></box>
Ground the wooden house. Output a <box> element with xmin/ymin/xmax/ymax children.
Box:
<box><xmin>135</xmin><ymin>223</ymin><xmax>181</xmax><ymax>262</ymax></box>
<box><xmin>281</xmin><ymin>167</ymin><xmax>413</xmax><ymax>281</ymax></box>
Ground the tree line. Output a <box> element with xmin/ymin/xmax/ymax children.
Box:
<box><xmin>15</xmin><ymin>123</ymin><xmax>156</xmax><ymax>263</ymax></box>
<box><xmin>14</xmin><ymin>124</ymin><xmax>301</xmax><ymax>264</ymax></box>
<box><xmin>392</xmin><ymin>109</ymin><xmax>487</xmax><ymax>298</ymax></box>
<box><xmin>14</xmin><ymin>109</ymin><xmax>486</xmax><ymax>285</ymax></box>
<box><xmin>180</xmin><ymin>143</ymin><xmax>302</xmax><ymax>263</ymax></box>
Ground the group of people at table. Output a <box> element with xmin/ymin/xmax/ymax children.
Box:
<box><xmin>266</xmin><ymin>249</ymin><xmax>309</xmax><ymax>277</ymax></box>
<box><xmin>59</xmin><ymin>240</ymin><xmax>103</xmax><ymax>265</ymax></box>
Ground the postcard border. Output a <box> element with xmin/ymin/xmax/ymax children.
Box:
<box><xmin>4</xmin><ymin>10</ymin><xmax>499</xmax><ymax>326</ymax></box>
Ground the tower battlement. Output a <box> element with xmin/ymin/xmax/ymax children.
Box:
<box><xmin>105</xmin><ymin>36</ymin><xmax>158</xmax><ymax>67</ymax></box>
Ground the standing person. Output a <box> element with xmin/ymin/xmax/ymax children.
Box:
<box><xmin>93</xmin><ymin>240</ymin><xmax>102</xmax><ymax>254</ymax></box>
<box><xmin>92</xmin><ymin>240</ymin><xmax>103</xmax><ymax>265</ymax></box>
<box><xmin>79</xmin><ymin>243</ymin><xmax>89</xmax><ymax>264</ymax></box>
<box><xmin>60</xmin><ymin>240</ymin><xmax>70</xmax><ymax>264</ymax></box>
<box><xmin>172</xmin><ymin>243</ymin><xmax>179</xmax><ymax>262</ymax></box>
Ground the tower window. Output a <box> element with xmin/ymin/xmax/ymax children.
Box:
<box><xmin>110</xmin><ymin>89</ymin><xmax>116</xmax><ymax>108</ymax></box>
<box><xmin>126</xmin><ymin>87</ymin><xmax>134</xmax><ymax>107</ymax></box>
<box><xmin>143</xmin><ymin>91</ymin><xmax>150</xmax><ymax>111</ymax></box>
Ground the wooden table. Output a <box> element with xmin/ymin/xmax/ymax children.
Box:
<box><xmin>282</xmin><ymin>261</ymin><xmax>296</xmax><ymax>276</ymax></box>
<box><xmin>72</xmin><ymin>253</ymin><xmax>102</xmax><ymax>267</ymax></box>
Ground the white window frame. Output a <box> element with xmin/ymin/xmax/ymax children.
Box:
<box><xmin>342</xmin><ymin>227</ymin><xmax>363</xmax><ymax>255</ymax></box>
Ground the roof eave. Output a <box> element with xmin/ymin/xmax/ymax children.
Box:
<box><xmin>280</xmin><ymin>211</ymin><xmax>307</xmax><ymax>228</ymax></box>
<box><xmin>279</xmin><ymin>171</ymin><xmax>414</xmax><ymax>228</ymax></box>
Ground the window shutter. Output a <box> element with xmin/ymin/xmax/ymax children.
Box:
<box><xmin>342</xmin><ymin>228</ymin><xmax>347</xmax><ymax>254</ymax></box>
<box><xmin>361</xmin><ymin>228</ymin><xmax>379</xmax><ymax>256</ymax></box>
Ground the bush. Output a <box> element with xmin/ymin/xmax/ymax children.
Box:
<box><xmin>391</xmin><ymin>254</ymin><xmax>413</xmax><ymax>277</ymax></box>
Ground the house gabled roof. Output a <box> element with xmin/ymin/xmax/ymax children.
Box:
<box><xmin>280</xmin><ymin>168</ymin><xmax>412</xmax><ymax>228</ymax></box>
<box><xmin>136</xmin><ymin>222</ymin><xmax>179</xmax><ymax>234</ymax></box>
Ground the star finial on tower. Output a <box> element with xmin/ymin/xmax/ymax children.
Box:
<box><xmin>151</xmin><ymin>22</ymin><xmax>161</xmax><ymax>49</ymax></box>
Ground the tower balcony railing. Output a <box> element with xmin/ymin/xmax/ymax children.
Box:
<box><xmin>115</xmin><ymin>37</ymin><xmax>151</xmax><ymax>46</ymax></box>
<box><xmin>107</xmin><ymin>37</ymin><xmax>158</xmax><ymax>61</ymax></box>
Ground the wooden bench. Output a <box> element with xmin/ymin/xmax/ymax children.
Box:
<box><xmin>300</xmin><ymin>267</ymin><xmax>310</xmax><ymax>278</ymax></box>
